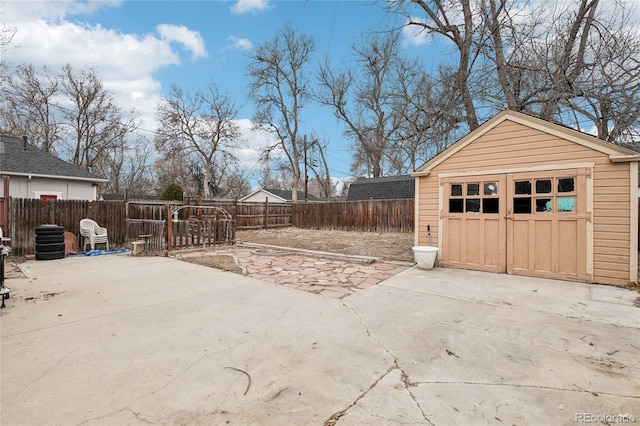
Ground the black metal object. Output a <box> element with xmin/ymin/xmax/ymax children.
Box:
<box><xmin>0</xmin><ymin>230</ymin><xmax>11</xmax><ymax>308</ymax></box>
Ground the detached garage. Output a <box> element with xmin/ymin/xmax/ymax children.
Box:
<box><xmin>412</xmin><ymin>109</ymin><xmax>640</xmax><ymax>286</ymax></box>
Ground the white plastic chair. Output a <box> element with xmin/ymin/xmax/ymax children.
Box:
<box><xmin>79</xmin><ymin>219</ymin><xmax>109</xmax><ymax>251</ymax></box>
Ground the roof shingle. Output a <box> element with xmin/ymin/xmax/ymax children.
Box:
<box><xmin>0</xmin><ymin>135</ymin><xmax>104</xmax><ymax>181</ymax></box>
<box><xmin>347</xmin><ymin>175</ymin><xmax>414</xmax><ymax>201</ymax></box>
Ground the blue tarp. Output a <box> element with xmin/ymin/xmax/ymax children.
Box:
<box><xmin>71</xmin><ymin>248</ymin><xmax>130</xmax><ymax>257</ymax></box>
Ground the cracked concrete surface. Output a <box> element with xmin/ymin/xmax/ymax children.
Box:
<box><xmin>1</xmin><ymin>255</ymin><xmax>639</xmax><ymax>425</ymax></box>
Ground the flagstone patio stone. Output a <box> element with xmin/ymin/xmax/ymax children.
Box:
<box><xmin>184</xmin><ymin>246</ymin><xmax>411</xmax><ymax>298</ymax></box>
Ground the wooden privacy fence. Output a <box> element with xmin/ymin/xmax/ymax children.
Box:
<box><xmin>6</xmin><ymin>197</ymin><xmax>414</xmax><ymax>255</ymax></box>
<box><xmin>179</xmin><ymin>198</ymin><xmax>292</xmax><ymax>229</ymax></box>
<box><xmin>127</xmin><ymin>198</ymin><xmax>292</xmax><ymax>229</ymax></box>
<box><xmin>293</xmin><ymin>199</ymin><xmax>414</xmax><ymax>232</ymax></box>
<box><xmin>9</xmin><ymin>199</ymin><xmax>127</xmax><ymax>255</ymax></box>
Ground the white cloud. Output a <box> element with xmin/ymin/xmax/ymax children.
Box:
<box><xmin>2</xmin><ymin>0</ymin><xmax>122</xmax><ymax>24</ymax></box>
<box><xmin>227</xmin><ymin>35</ymin><xmax>253</xmax><ymax>51</ymax></box>
<box><xmin>156</xmin><ymin>24</ymin><xmax>207</xmax><ymax>59</ymax></box>
<box><xmin>401</xmin><ymin>17</ymin><xmax>431</xmax><ymax>47</ymax></box>
<box><xmin>230</xmin><ymin>0</ymin><xmax>272</xmax><ymax>15</ymax></box>
<box><xmin>1</xmin><ymin>1</ymin><xmax>211</xmax><ymax>138</ymax></box>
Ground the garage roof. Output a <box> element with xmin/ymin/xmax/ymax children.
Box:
<box><xmin>413</xmin><ymin>110</ymin><xmax>640</xmax><ymax>177</ymax></box>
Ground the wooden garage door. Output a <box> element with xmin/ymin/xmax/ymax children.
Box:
<box><xmin>506</xmin><ymin>170</ymin><xmax>589</xmax><ymax>281</ymax></box>
<box><xmin>441</xmin><ymin>175</ymin><xmax>507</xmax><ymax>273</ymax></box>
<box><xmin>441</xmin><ymin>169</ymin><xmax>590</xmax><ymax>281</ymax></box>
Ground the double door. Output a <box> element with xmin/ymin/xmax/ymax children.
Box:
<box><xmin>441</xmin><ymin>169</ymin><xmax>590</xmax><ymax>281</ymax></box>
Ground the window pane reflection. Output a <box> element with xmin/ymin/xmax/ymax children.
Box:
<box><xmin>484</xmin><ymin>182</ymin><xmax>498</xmax><ymax>196</ymax></box>
<box><xmin>558</xmin><ymin>178</ymin><xmax>575</xmax><ymax>193</ymax></box>
<box><xmin>557</xmin><ymin>197</ymin><xmax>575</xmax><ymax>212</ymax></box>
<box><xmin>515</xmin><ymin>181</ymin><xmax>531</xmax><ymax>195</ymax></box>
<box><xmin>536</xmin><ymin>179</ymin><xmax>552</xmax><ymax>194</ymax></box>
<box><xmin>466</xmin><ymin>199</ymin><xmax>481</xmax><ymax>212</ymax></box>
<box><xmin>535</xmin><ymin>198</ymin><xmax>552</xmax><ymax>212</ymax></box>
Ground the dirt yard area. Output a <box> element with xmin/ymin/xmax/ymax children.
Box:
<box><xmin>236</xmin><ymin>227</ymin><xmax>415</xmax><ymax>262</ymax></box>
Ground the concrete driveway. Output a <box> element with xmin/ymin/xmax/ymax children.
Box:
<box><xmin>1</xmin><ymin>254</ymin><xmax>638</xmax><ymax>425</ymax></box>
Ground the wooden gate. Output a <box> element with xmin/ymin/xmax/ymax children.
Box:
<box><xmin>166</xmin><ymin>205</ymin><xmax>235</xmax><ymax>251</ymax></box>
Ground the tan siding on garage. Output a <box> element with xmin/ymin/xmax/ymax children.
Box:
<box><xmin>414</xmin><ymin>112</ymin><xmax>638</xmax><ymax>286</ymax></box>
<box><xmin>416</xmin><ymin>177</ymin><xmax>440</xmax><ymax>248</ymax></box>
<box><xmin>592</xmin><ymin>161</ymin><xmax>631</xmax><ymax>285</ymax></box>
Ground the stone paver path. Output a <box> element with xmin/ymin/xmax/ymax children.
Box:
<box><xmin>181</xmin><ymin>247</ymin><xmax>410</xmax><ymax>299</ymax></box>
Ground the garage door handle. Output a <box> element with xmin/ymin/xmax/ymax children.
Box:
<box><xmin>505</xmin><ymin>215</ymin><xmax>514</xmax><ymax>220</ymax></box>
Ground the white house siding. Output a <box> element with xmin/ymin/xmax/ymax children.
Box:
<box><xmin>241</xmin><ymin>191</ymin><xmax>287</xmax><ymax>203</ymax></box>
<box><xmin>5</xmin><ymin>176</ymin><xmax>97</xmax><ymax>201</ymax></box>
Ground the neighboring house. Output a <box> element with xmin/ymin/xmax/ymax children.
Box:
<box><xmin>347</xmin><ymin>175</ymin><xmax>414</xmax><ymax>201</ymax></box>
<box><xmin>412</xmin><ymin>109</ymin><xmax>640</xmax><ymax>287</ymax></box>
<box><xmin>240</xmin><ymin>188</ymin><xmax>321</xmax><ymax>203</ymax></box>
<box><xmin>0</xmin><ymin>135</ymin><xmax>107</xmax><ymax>201</ymax></box>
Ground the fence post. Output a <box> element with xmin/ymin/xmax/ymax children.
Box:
<box><xmin>264</xmin><ymin>197</ymin><xmax>269</xmax><ymax>229</ymax></box>
<box><xmin>166</xmin><ymin>203</ymin><xmax>173</xmax><ymax>252</ymax></box>
<box><xmin>233</xmin><ymin>198</ymin><xmax>238</xmax><ymax>225</ymax></box>
<box><xmin>291</xmin><ymin>203</ymin><xmax>296</xmax><ymax>227</ymax></box>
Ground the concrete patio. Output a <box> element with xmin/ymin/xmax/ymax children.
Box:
<box><xmin>1</xmin><ymin>254</ymin><xmax>638</xmax><ymax>425</ymax></box>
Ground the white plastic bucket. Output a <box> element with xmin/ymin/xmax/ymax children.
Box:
<box><xmin>412</xmin><ymin>246</ymin><xmax>439</xmax><ymax>270</ymax></box>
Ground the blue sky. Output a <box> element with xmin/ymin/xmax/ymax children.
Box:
<box><xmin>1</xmin><ymin>0</ymin><xmax>442</xmax><ymax>187</ymax></box>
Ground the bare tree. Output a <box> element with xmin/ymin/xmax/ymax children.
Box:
<box><xmin>318</xmin><ymin>32</ymin><xmax>413</xmax><ymax>177</ymax></box>
<box><xmin>96</xmin><ymin>134</ymin><xmax>154</xmax><ymax>197</ymax></box>
<box><xmin>394</xmin><ymin>0</ymin><xmax>640</xmax><ymax>143</ymax></box>
<box><xmin>218</xmin><ymin>171</ymin><xmax>251</xmax><ymax>199</ymax></box>
<box><xmin>60</xmin><ymin>64</ymin><xmax>138</xmax><ymax>171</ymax></box>
<box><xmin>393</xmin><ymin>62</ymin><xmax>464</xmax><ymax>169</ymax></box>
<box><xmin>0</xmin><ymin>3</ymin><xmax>17</xmax><ymax>83</ymax></box>
<box><xmin>247</xmin><ymin>23</ymin><xmax>316</xmax><ymax>202</ymax></box>
<box><xmin>155</xmin><ymin>82</ymin><xmax>241</xmax><ymax>198</ymax></box>
<box><xmin>0</xmin><ymin>64</ymin><xmax>63</xmax><ymax>153</ymax></box>
<box><xmin>255</xmin><ymin>159</ymin><xmax>282</xmax><ymax>190</ymax></box>
<box><xmin>549</xmin><ymin>0</ymin><xmax>640</xmax><ymax>142</ymax></box>
<box><xmin>301</xmin><ymin>135</ymin><xmax>333</xmax><ymax>200</ymax></box>
<box><xmin>389</xmin><ymin>0</ymin><xmax>483</xmax><ymax>131</ymax></box>
<box><xmin>0</xmin><ymin>25</ymin><xmax>15</xmax><ymax>48</ymax></box>
<box><xmin>0</xmin><ymin>63</ymin><xmax>150</xmax><ymax>195</ymax></box>
<box><xmin>151</xmin><ymin>152</ymin><xmax>199</xmax><ymax>196</ymax></box>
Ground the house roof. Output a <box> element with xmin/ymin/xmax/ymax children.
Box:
<box><xmin>240</xmin><ymin>188</ymin><xmax>321</xmax><ymax>202</ymax></box>
<box><xmin>413</xmin><ymin>109</ymin><xmax>640</xmax><ymax>177</ymax></box>
<box><xmin>0</xmin><ymin>135</ymin><xmax>106</xmax><ymax>182</ymax></box>
<box><xmin>347</xmin><ymin>175</ymin><xmax>414</xmax><ymax>201</ymax></box>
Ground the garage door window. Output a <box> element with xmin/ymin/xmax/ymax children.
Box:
<box><xmin>513</xmin><ymin>177</ymin><xmax>576</xmax><ymax>214</ymax></box>
<box><xmin>449</xmin><ymin>182</ymin><xmax>499</xmax><ymax>214</ymax></box>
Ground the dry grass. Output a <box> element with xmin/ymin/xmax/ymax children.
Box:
<box><xmin>236</xmin><ymin>227</ymin><xmax>414</xmax><ymax>262</ymax></box>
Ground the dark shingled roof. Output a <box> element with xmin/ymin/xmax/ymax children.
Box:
<box><xmin>0</xmin><ymin>135</ymin><xmax>105</xmax><ymax>181</ymax></box>
<box><xmin>347</xmin><ymin>175</ymin><xmax>414</xmax><ymax>201</ymax></box>
<box><xmin>264</xmin><ymin>188</ymin><xmax>321</xmax><ymax>202</ymax></box>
